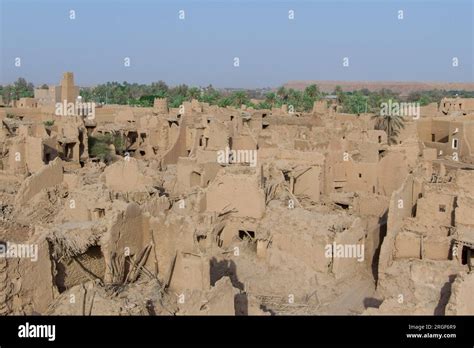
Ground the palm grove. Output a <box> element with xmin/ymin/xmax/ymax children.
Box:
<box><xmin>2</xmin><ymin>78</ymin><xmax>473</xmax><ymax>146</ymax></box>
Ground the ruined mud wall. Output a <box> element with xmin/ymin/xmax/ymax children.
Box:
<box><xmin>15</xmin><ymin>158</ymin><xmax>63</xmax><ymax>205</ymax></box>
<box><xmin>206</xmin><ymin>171</ymin><xmax>266</xmax><ymax>219</ymax></box>
<box><xmin>162</xmin><ymin>115</ymin><xmax>189</xmax><ymax>166</ymax></box>
<box><xmin>3</xmin><ymin>231</ymin><xmax>57</xmax><ymax>314</ymax></box>
<box><xmin>378</xmin><ymin>174</ymin><xmax>415</xmax><ymax>275</ymax></box>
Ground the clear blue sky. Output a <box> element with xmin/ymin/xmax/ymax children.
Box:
<box><xmin>0</xmin><ymin>0</ymin><xmax>472</xmax><ymax>87</ymax></box>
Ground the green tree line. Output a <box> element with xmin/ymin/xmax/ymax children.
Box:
<box><xmin>2</xmin><ymin>78</ymin><xmax>473</xmax><ymax>114</ymax></box>
<box><xmin>0</xmin><ymin>78</ymin><xmax>34</xmax><ymax>102</ymax></box>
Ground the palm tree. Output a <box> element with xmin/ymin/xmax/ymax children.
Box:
<box><xmin>276</xmin><ymin>86</ymin><xmax>289</xmax><ymax>102</ymax></box>
<box><xmin>372</xmin><ymin>113</ymin><xmax>405</xmax><ymax>145</ymax></box>
<box><xmin>265</xmin><ymin>92</ymin><xmax>276</xmax><ymax>105</ymax></box>
<box><xmin>304</xmin><ymin>84</ymin><xmax>320</xmax><ymax>99</ymax></box>
<box><xmin>231</xmin><ymin>91</ymin><xmax>248</xmax><ymax>107</ymax></box>
<box><xmin>334</xmin><ymin>85</ymin><xmax>345</xmax><ymax>104</ymax></box>
<box><xmin>151</xmin><ymin>80</ymin><xmax>169</xmax><ymax>95</ymax></box>
<box><xmin>188</xmin><ymin>87</ymin><xmax>201</xmax><ymax>100</ymax></box>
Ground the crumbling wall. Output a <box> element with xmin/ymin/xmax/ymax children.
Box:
<box><xmin>293</xmin><ymin>166</ymin><xmax>321</xmax><ymax>202</ymax></box>
<box><xmin>168</xmin><ymin>252</ymin><xmax>210</xmax><ymax>293</ymax></box>
<box><xmin>148</xmin><ymin>214</ymin><xmax>195</xmax><ymax>283</ymax></box>
<box><xmin>332</xmin><ymin>218</ymin><xmax>368</xmax><ymax>279</ymax></box>
<box><xmin>377</xmin><ymin>151</ymin><xmax>410</xmax><ymax>196</ymax></box>
<box><xmin>101</xmin><ymin>202</ymin><xmax>151</xmax><ymax>283</ymax></box>
<box><xmin>162</xmin><ymin>114</ymin><xmax>189</xmax><ymax>165</ymax></box>
<box><xmin>7</xmin><ymin>138</ymin><xmax>27</xmax><ymax>175</ymax></box>
<box><xmin>176</xmin><ymin>157</ymin><xmax>198</xmax><ymax>193</ymax></box>
<box><xmin>446</xmin><ymin>272</ymin><xmax>474</xmax><ymax>315</ymax></box>
<box><xmin>378</xmin><ymin>175</ymin><xmax>415</xmax><ymax>275</ymax></box>
<box><xmin>25</xmin><ymin>136</ymin><xmax>44</xmax><ymax>173</ymax></box>
<box><xmin>15</xmin><ymin>158</ymin><xmax>63</xmax><ymax>205</ymax></box>
<box><xmin>205</xmin><ymin>170</ymin><xmax>266</xmax><ymax>219</ymax></box>
<box><xmin>6</xmin><ymin>230</ymin><xmax>58</xmax><ymax>314</ymax></box>
<box><xmin>102</xmin><ymin>158</ymin><xmax>153</xmax><ymax>193</ymax></box>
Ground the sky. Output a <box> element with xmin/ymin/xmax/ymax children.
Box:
<box><xmin>0</xmin><ymin>0</ymin><xmax>473</xmax><ymax>88</ymax></box>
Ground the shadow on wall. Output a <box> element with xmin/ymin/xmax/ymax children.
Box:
<box><xmin>210</xmin><ymin>257</ymin><xmax>248</xmax><ymax>315</ymax></box>
<box><xmin>234</xmin><ymin>293</ymin><xmax>248</xmax><ymax>316</ymax></box>
<box><xmin>372</xmin><ymin>210</ymin><xmax>388</xmax><ymax>285</ymax></box>
<box><xmin>434</xmin><ymin>274</ymin><xmax>456</xmax><ymax>315</ymax></box>
<box><xmin>210</xmin><ymin>257</ymin><xmax>244</xmax><ymax>290</ymax></box>
<box><xmin>363</xmin><ymin>297</ymin><xmax>383</xmax><ymax>309</ymax></box>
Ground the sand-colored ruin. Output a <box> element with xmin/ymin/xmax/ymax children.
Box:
<box><xmin>0</xmin><ymin>72</ymin><xmax>473</xmax><ymax>316</ymax></box>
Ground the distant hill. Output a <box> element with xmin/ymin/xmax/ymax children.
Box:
<box><xmin>284</xmin><ymin>81</ymin><xmax>474</xmax><ymax>96</ymax></box>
